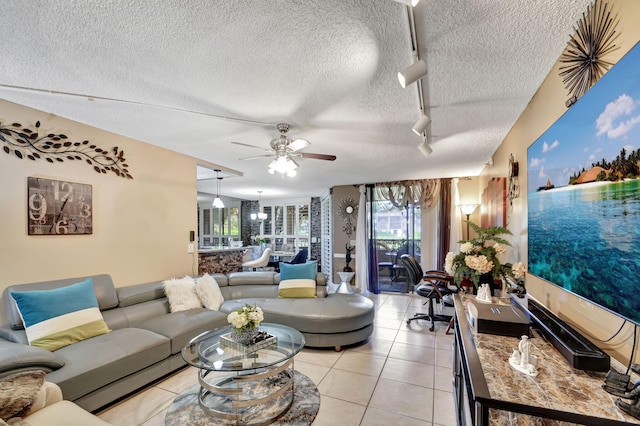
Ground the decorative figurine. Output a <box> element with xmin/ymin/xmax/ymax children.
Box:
<box><xmin>476</xmin><ymin>283</ymin><xmax>492</xmax><ymax>303</ymax></box>
<box><xmin>344</xmin><ymin>244</ymin><xmax>354</xmax><ymax>272</ymax></box>
<box><xmin>509</xmin><ymin>335</ymin><xmax>538</xmax><ymax>377</ymax></box>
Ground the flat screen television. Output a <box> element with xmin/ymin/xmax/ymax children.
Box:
<box><xmin>527</xmin><ymin>41</ymin><xmax>640</xmax><ymax>325</ymax></box>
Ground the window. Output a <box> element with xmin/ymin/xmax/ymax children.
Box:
<box><xmin>259</xmin><ymin>202</ymin><xmax>310</xmax><ymax>252</ymax></box>
<box><xmin>198</xmin><ymin>205</ymin><xmax>240</xmax><ymax>247</ymax></box>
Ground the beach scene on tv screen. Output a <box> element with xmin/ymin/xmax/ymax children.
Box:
<box><xmin>528</xmin><ymin>42</ymin><xmax>640</xmax><ymax>324</ymax></box>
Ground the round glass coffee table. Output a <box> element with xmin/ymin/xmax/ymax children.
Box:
<box><xmin>182</xmin><ymin>323</ymin><xmax>305</xmax><ymax>425</ymax></box>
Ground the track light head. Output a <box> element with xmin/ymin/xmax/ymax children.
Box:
<box><xmin>398</xmin><ymin>59</ymin><xmax>427</xmax><ymax>88</ymax></box>
<box><xmin>392</xmin><ymin>0</ymin><xmax>420</xmax><ymax>6</ymax></box>
<box><xmin>412</xmin><ymin>114</ymin><xmax>431</xmax><ymax>135</ymax></box>
<box><xmin>418</xmin><ymin>141</ymin><xmax>432</xmax><ymax>157</ymax></box>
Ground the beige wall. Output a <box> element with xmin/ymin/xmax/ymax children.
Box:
<box><xmin>481</xmin><ymin>0</ymin><xmax>640</xmax><ymax>362</ymax></box>
<box><xmin>0</xmin><ymin>99</ymin><xmax>203</xmax><ymax>291</ymax></box>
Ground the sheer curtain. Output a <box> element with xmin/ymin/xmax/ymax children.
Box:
<box><xmin>355</xmin><ymin>185</ymin><xmax>368</xmax><ymax>295</ymax></box>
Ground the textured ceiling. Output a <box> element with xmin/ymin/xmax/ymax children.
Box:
<box><xmin>0</xmin><ymin>0</ymin><xmax>593</xmax><ymax>200</ymax></box>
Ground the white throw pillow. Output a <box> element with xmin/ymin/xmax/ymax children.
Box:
<box><xmin>195</xmin><ymin>274</ymin><xmax>225</xmax><ymax>310</ymax></box>
<box><xmin>163</xmin><ymin>276</ymin><xmax>203</xmax><ymax>312</ymax></box>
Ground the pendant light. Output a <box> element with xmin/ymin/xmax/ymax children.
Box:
<box><xmin>250</xmin><ymin>191</ymin><xmax>268</xmax><ymax>220</ymax></box>
<box><xmin>212</xmin><ymin>169</ymin><xmax>225</xmax><ymax>208</ymax></box>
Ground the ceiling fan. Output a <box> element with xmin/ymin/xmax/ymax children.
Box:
<box><xmin>232</xmin><ymin>123</ymin><xmax>336</xmax><ymax>177</ymax></box>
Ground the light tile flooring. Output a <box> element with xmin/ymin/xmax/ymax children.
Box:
<box><xmin>96</xmin><ymin>292</ymin><xmax>457</xmax><ymax>426</ymax></box>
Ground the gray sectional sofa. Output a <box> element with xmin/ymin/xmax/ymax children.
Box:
<box><xmin>0</xmin><ymin>271</ymin><xmax>375</xmax><ymax>412</ymax></box>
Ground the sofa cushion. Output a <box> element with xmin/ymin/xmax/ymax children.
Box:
<box><xmin>195</xmin><ymin>274</ymin><xmax>224</xmax><ymax>310</ymax></box>
<box><xmin>2</xmin><ymin>275</ymin><xmax>118</xmax><ymax>331</ymax></box>
<box><xmin>116</xmin><ymin>281</ymin><xmax>165</xmax><ymax>308</ymax></box>
<box><xmin>220</xmin><ymin>294</ymin><xmax>375</xmax><ymax>334</ymax></box>
<box><xmin>10</xmin><ymin>278</ymin><xmax>111</xmax><ymax>351</ymax></box>
<box><xmin>163</xmin><ymin>277</ymin><xmax>202</xmax><ymax>312</ymax></box>
<box><xmin>137</xmin><ymin>308</ymin><xmax>227</xmax><ymax>354</ymax></box>
<box><xmin>227</xmin><ymin>272</ymin><xmax>276</xmax><ymax>286</ymax></box>
<box><xmin>46</xmin><ymin>328</ymin><xmax>171</xmax><ymax>401</ymax></box>
<box><xmin>278</xmin><ymin>279</ymin><xmax>316</xmax><ymax>298</ymax></box>
<box><xmin>279</xmin><ymin>261</ymin><xmax>317</xmax><ymax>281</ymax></box>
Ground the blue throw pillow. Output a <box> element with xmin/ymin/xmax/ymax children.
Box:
<box><xmin>11</xmin><ymin>278</ymin><xmax>111</xmax><ymax>351</ymax></box>
<box><xmin>279</xmin><ymin>260</ymin><xmax>317</xmax><ymax>281</ymax></box>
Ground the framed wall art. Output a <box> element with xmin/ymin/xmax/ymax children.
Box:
<box><xmin>27</xmin><ymin>177</ymin><xmax>92</xmax><ymax>235</ymax></box>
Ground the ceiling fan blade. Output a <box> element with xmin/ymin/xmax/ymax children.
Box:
<box><xmin>231</xmin><ymin>141</ymin><xmax>273</xmax><ymax>153</ymax></box>
<box><xmin>289</xmin><ymin>138</ymin><xmax>310</xmax><ymax>152</ymax></box>
<box><xmin>298</xmin><ymin>152</ymin><xmax>337</xmax><ymax>161</ymax></box>
<box><xmin>239</xmin><ymin>154</ymin><xmax>274</xmax><ymax>160</ymax></box>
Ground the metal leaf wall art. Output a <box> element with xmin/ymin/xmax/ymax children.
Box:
<box><xmin>559</xmin><ymin>0</ymin><xmax>620</xmax><ymax>108</ymax></box>
<box><xmin>0</xmin><ymin>120</ymin><xmax>133</xmax><ymax>179</ymax></box>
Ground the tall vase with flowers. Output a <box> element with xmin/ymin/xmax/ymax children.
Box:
<box><xmin>227</xmin><ymin>304</ymin><xmax>264</xmax><ymax>345</ymax></box>
<box><xmin>444</xmin><ymin>221</ymin><xmax>525</xmax><ymax>291</ymax></box>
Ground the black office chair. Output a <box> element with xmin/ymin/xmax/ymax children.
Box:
<box><xmin>402</xmin><ymin>255</ymin><xmax>454</xmax><ymax>331</ymax></box>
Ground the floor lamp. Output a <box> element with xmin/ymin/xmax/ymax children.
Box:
<box><xmin>458</xmin><ymin>204</ymin><xmax>479</xmax><ymax>239</ymax></box>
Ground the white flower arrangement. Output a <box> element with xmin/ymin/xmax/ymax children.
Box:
<box><xmin>445</xmin><ymin>222</ymin><xmax>525</xmax><ymax>288</ymax></box>
<box><xmin>227</xmin><ymin>304</ymin><xmax>264</xmax><ymax>331</ymax></box>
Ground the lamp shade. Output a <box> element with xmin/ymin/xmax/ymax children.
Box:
<box><xmin>212</xmin><ymin>197</ymin><xmax>225</xmax><ymax>208</ymax></box>
<box><xmin>418</xmin><ymin>141</ymin><xmax>432</xmax><ymax>156</ymax></box>
<box><xmin>412</xmin><ymin>114</ymin><xmax>431</xmax><ymax>135</ymax></box>
<box><xmin>458</xmin><ymin>203</ymin><xmax>479</xmax><ymax>216</ymax></box>
<box><xmin>398</xmin><ymin>59</ymin><xmax>427</xmax><ymax>88</ymax></box>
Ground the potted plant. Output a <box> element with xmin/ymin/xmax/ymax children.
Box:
<box><xmin>444</xmin><ymin>221</ymin><xmax>525</xmax><ymax>290</ymax></box>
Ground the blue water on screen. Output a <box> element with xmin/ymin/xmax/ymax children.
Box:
<box><xmin>528</xmin><ymin>180</ymin><xmax>640</xmax><ymax>324</ymax></box>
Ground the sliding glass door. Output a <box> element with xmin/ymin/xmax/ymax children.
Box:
<box><xmin>373</xmin><ymin>198</ymin><xmax>421</xmax><ymax>293</ymax></box>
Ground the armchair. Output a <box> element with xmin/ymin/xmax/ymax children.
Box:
<box><xmin>401</xmin><ymin>255</ymin><xmax>455</xmax><ymax>332</ymax></box>
<box><xmin>242</xmin><ymin>247</ymin><xmax>272</xmax><ymax>270</ymax></box>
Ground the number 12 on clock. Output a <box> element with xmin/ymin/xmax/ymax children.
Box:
<box><xmin>27</xmin><ymin>177</ymin><xmax>93</xmax><ymax>235</ymax></box>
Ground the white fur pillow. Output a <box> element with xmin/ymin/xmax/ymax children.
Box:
<box><xmin>163</xmin><ymin>276</ymin><xmax>203</xmax><ymax>312</ymax></box>
<box><xmin>195</xmin><ymin>274</ymin><xmax>224</xmax><ymax>310</ymax></box>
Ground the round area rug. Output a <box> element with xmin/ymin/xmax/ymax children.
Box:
<box><xmin>165</xmin><ymin>371</ymin><xmax>320</xmax><ymax>426</ymax></box>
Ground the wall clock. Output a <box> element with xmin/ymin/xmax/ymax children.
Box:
<box><xmin>27</xmin><ymin>177</ymin><xmax>92</xmax><ymax>235</ymax></box>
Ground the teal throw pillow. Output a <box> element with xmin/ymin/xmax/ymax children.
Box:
<box><xmin>279</xmin><ymin>260</ymin><xmax>317</xmax><ymax>281</ymax></box>
<box><xmin>10</xmin><ymin>278</ymin><xmax>111</xmax><ymax>351</ymax></box>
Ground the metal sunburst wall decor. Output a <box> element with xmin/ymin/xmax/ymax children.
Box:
<box><xmin>559</xmin><ymin>0</ymin><xmax>620</xmax><ymax>108</ymax></box>
<box><xmin>1</xmin><ymin>120</ymin><xmax>133</xmax><ymax>179</ymax></box>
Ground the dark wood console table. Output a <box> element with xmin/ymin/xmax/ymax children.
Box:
<box><xmin>453</xmin><ymin>293</ymin><xmax>640</xmax><ymax>425</ymax></box>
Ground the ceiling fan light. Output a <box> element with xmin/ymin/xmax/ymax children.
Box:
<box><xmin>268</xmin><ymin>167</ymin><xmax>275</xmax><ymax>175</ymax></box>
<box><xmin>258</xmin><ymin>212</ymin><xmax>267</xmax><ymax>220</ymax></box>
<box><xmin>418</xmin><ymin>141</ymin><xmax>432</xmax><ymax>156</ymax></box>
<box><xmin>398</xmin><ymin>59</ymin><xmax>427</xmax><ymax>88</ymax></box>
<box><xmin>412</xmin><ymin>114</ymin><xmax>431</xmax><ymax>135</ymax></box>
<box><xmin>287</xmin><ymin>169</ymin><xmax>297</xmax><ymax>177</ymax></box>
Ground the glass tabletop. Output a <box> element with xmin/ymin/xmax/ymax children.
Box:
<box><xmin>181</xmin><ymin>323</ymin><xmax>305</xmax><ymax>372</ymax></box>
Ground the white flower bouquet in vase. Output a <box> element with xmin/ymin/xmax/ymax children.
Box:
<box><xmin>444</xmin><ymin>221</ymin><xmax>525</xmax><ymax>296</ymax></box>
<box><xmin>221</xmin><ymin>304</ymin><xmax>276</xmax><ymax>352</ymax></box>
